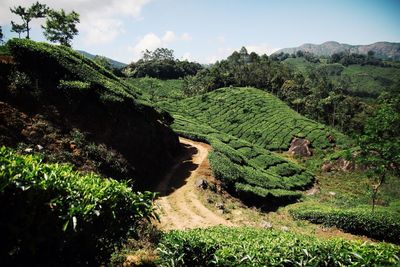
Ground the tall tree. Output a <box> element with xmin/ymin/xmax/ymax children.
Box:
<box><xmin>0</xmin><ymin>26</ymin><xmax>3</xmax><ymax>43</ymax></box>
<box><xmin>42</xmin><ymin>9</ymin><xmax>80</xmax><ymax>47</ymax></box>
<box><xmin>10</xmin><ymin>1</ymin><xmax>49</xmax><ymax>39</ymax></box>
<box><xmin>357</xmin><ymin>95</ymin><xmax>400</xmax><ymax>212</ymax></box>
<box><xmin>10</xmin><ymin>21</ymin><xmax>27</xmax><ymax>38</ymax></box>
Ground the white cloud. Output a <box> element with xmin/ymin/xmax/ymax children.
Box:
<box><xmin>245</xmin><ymin>44</ymin><xmax>280</xmax><ymax>55</ymax></box>
<box><xmin>130</xmin><ymin>33</ymin><xmax>162</xmax><ymax>56</ymax></box>
<box><xmin>217</xmin><ymin>35</ymin><xmax>226</xmax><ymax>44</ymax></box>
<box><xmin>181</xmin><ymin>33</ymin><xmax>192</xmax><ymax>41</ymax></box>
<box><xmin>1</xmin><ymin>0</ymin><xmax>152</xmax><ymax>44</ymax></box>
<box><xmin>129</xmin><ymin>31</ymin><xmax>192</xmax><ymax>61</ymax></box>
<box><xmin>82</xmin><ymin>18</ymin><xmax>124</xmax><ymax>45</ymax></box>
<box><xmin>162</xmin><ymin>31</ymin><xmax>176</xmax><ymax>43</ymax></box>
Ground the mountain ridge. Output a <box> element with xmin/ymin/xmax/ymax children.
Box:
<box><xmin>274</xmin><ymin>41</ymin><xmax>400</xmax><ymax>60</ymax></box>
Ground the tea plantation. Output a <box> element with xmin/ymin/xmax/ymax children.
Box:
<box><xmin>157</xmin><ymin>226</ymin><xmax>400</xmax><ymax>266</ymax></box>
<box><xmin>162</xmin><ymin>87</ymin><xmax>349</xmax><ymax>151</ymax></box>
<box><xmin>154</xmin><ymin>87</ymin><xmax>354</xmax><ymax>206</ymax></box>
<box><xmin>290</xmin><ymin>203</ymin><xmax>400</xmax><ymax>244</ymax></box>
<box><xmin>163</xmin><ymin>113</ymin><xmax>315</xmax><ymax>207</ymax></box>
<box><xmin>0</xmin><ymin>147</ymin><xmax>155</xmax><ymax>265</ymax></box>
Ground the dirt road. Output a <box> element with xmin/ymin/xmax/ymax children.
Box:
<box><xmin>154</xmin><ymin>137</ymin><xmax>233</xmax><ymax>230</ymax></box>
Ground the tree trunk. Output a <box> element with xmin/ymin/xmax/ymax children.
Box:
<box><xmin>371</xmin><ymin>174</ymin><xmax>385</xmax><ymax>213</ymax></box>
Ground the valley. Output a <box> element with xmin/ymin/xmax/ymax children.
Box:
<box><xmin>0</xmin><ymin>3</ymin><xmax>399</xmax><ymax>264</ymax></box>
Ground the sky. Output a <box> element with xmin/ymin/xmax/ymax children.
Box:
<box><xmin>1</xmin><ymin>0</ymin><xmax>399</xmax><ymax>64</ymax></box>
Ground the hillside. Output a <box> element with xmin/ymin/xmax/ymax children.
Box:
<box><xmin>162</xmin><ymin>87</ymin><xmax>349</xmax><ymax>150</ymax></box>
<box><xmin>148</xmin><ymin>87</ymin><xmax>350</xmax><ymax>209</ymax></box>
<box><xmin>77</xmin><ymin>50</ymin><xmax>127</xmax><ymax>69</ymax></box>
<box><xmin>0</xmin><ymin>39</ymin><xmax>180</xmax><ymax>189</ymax></box>
<box><xmin>283</xmin><ymin>57</ymin><xmax>400</xmax><ymax>97</ymax></box>
<box><xmin>275</xmin><ymin>41</ymin><xmax>400</xmax><ymax>60</ymax></box>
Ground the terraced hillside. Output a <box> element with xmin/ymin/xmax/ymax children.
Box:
<box><xmin>178</xmin><ymin>123</ymin><xmax>314</xmax><ymax>208</ymax></box>
<box><xmin>162</xmin><ymin>87</ymin><xmax>348</xmax><ymax>151</ymax></box>
<box><xmin>152</xmin><ymin>87</ymin><xmax>352</xmax><ymax>208</ymax></box>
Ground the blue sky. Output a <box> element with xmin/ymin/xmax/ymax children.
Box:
<box><xmin>1</xmin><ymin>0</ymin><xmax>399</xmax><ymax>63</ymax></box>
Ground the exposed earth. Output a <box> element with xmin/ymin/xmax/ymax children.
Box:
<box><xmin>155</xmin><ymin>137</ymin><xmax>233</xmax><ymax>230</ymax></box>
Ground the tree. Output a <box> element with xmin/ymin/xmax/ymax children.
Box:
<box><xmin>0</xmin><ymin>26</ymin><xmax>3</xmax><ymax>43</ymax></box>
<box><xmin>357</xmin><ymin>96</ymin><xmax>400</xmax><ymax>212</ymax></box>
<box><xmin>11</xmin><ymin>21</ymin><xmax>27</xmax><ymax>38</ymax></box>
<box><xmin>42</xmin><ymin>9</ymin><xmax>80</xmax><ymax>47</ymax></box>
<box><xmin>10</xmin><ymin>1</ymin><xmax>49</xmax><ymax>39</ymax></box>
<box><xmin>142</xmin><ymin>48</ymin><xmax>175</xmax><ymax>61</ymax></box>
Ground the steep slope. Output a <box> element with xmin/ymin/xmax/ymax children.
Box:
<box><xmin>0</xmin><ymin>39</ymin><xmax>180</xmax><ymax>188</ymax></box>
<box><xmin>163</xmin><ymin>87</ymin><xmax>348</xmax><ymax>151</ymax></box>
<box><xmin>154</xmin><ymin>87</ymin><xmax>350</xmax><ymax>209</ymax></box>
<box><xmin>275</xmin><ymin>41</ymin><xmax>400</xmax><ymax>60</ymax></box>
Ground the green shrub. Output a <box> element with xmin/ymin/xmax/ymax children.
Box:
<box><xmin>157</xmin><ymin>226</ymin><xmax>400</xmax><ymax>266</ymax></box>
<box><xmin>58</xmin><ymin>80</ymin><xmax>91</xmax><ymax>90</ymax></box>
<box><xmin>290</xmin><ymin>204</ymin><xmax>400</xmax><ymax>244</ymax></box>
<box><xmin>0</xmin><ymin>147</ymin><xmax>155</xmax><ymax>265</ymax></box>
<box><xmin>208</xmin><ymin>151</ymin><xmax>243</xmax><ymax>185</ymax></box>
<box><xmin>7</xmin><ymin>38</ymin><xmax>138</xmax><ymax>103</ymax></box>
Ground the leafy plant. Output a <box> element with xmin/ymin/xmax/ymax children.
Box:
<box><xmin>157</xmin><ymin>226</ymin><xmax>400</xmax><ymax>266</ymax></box>
<box><xmin>0</xmin><ymin>146</ymin><xmax>156</xmax><ymax>265</ymax></box>
<box><xmin>290</xmin><ymin>203</ymin><xmax>400</xmax><ymax>244</ymax></box>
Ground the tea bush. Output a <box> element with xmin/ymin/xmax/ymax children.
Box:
<box><xmin>290</xmin><ymin>204</ymin><xmax>400</xmax><ymax>244</ymax></box>
<box><xmin>157</xmin><ymin>226</ymin><xmax>400</xmax><ymax>266</ymax></box>
<box><xmin>162</xmin><ymin>87</ymin><xmax>350</xmax><ymax>151</ymax></box>
<box><xmin>0</xmin><ymin>147</ymin><xmax>156</xmax><ymax>265</ymax></box>
<box><xmin>7</xmin><ymin>38</ymin><xmax>138</xmax><ymax>104</ymax></box>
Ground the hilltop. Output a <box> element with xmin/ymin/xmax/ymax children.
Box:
<box><xmin>275</xmin><ymin>41</ymin><xmax>400</xmax><ymax>60</ymax></box>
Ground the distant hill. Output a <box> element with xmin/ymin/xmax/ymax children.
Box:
<box><xmin>77</xmin><ymin>50</ymin><xmax>127</xmax><ymax>69</ymax></box>
<box><xmin>274</xmin><ymin>41</ymin><xmax>400</xmax><ymax>60</ymax></box>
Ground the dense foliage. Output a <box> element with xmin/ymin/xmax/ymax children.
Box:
<box><xmin>125</xmin><ymin>48</ymin><xmax>203</xmax><ymax>79</ymax></box>
<box><xmin>329</xmin><ymin>51</ymin><xmax>385</xmax><ymax>67</ymax></box>
<box><xmin>357</xmin><ymin>93</ymin><xmax>400</xmax><ymax>211</ymax></box>
<box><xmin>180</xmin><ymin>47</ymin><xmax>399</xmax><ymax>135</ymax></box>
<box><xmin>0</xmin><ymin>147</ymin><xmax>156</xmax><ymax>265</ymax></box>
<box><xmin>10</xmin><ymin>1</ymin><xmax>49</xmax><ymax>39</ymax></box>
<box><xmin>157</xmin><ymin>226</ymin><xmax>400</xmax><ymax>266</ymax></box>
<box><xmin>7</xmin><ymin>38</ymin><xmax>136</xmax><ymax>102</ymax></box>
<box><xmin>290</xmin><ymin>204</ymin><xmax>400</xmax><ymax>244</ymax></box>
<box><xmin>42</xmin><ymin>9</ymin><xmax>80</xmax><ymax>47</ymax></box>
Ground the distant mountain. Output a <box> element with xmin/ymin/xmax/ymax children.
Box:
<box><xmin>76</xmin><ymin>50</ymin><xmax>127</xmax><ymax>69</ymax></box>
<box><xmin>274</xmin><ymin>41</ymin><xmax>400</xmax><ymax>60</ymax></box>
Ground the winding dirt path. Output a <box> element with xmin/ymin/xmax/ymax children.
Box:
<box><xmin>154</xmin><ymin>137</ymin><xmax>233</xmax><ymax>230</ymax></box>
